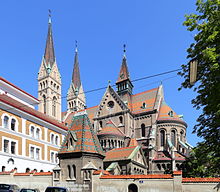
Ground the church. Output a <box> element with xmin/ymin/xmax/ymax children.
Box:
<box><xmin>0</xmin><ymin>14</ymin><xmax>191</xmax><ymax>177</ymax></box>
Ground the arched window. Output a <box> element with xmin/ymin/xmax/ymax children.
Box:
<box><xmin>52</xmin><ymin>97</ymin><xmax>57</xmax><ymax>117</ymax></box>
<box><xmin>2</xmin><ymin>166</ymin><xmax>5</xmax><ymax>172</ymax></box>
<box><xmin>43</xmin><ymin>95</ymin><xmax>46</xmax><ymax>114</ymax></box>
<box><xmin>3</xmin><ymin>116</ymin><xmax>9</xmax><ymax>128</ymax></box>
<box><xmin>128</xmin><ymin>184</ymin><xmax>138</xmax><ymax>192</ymax></box>
<box><xmin>55</xmin><ymin>135</ymin><xmax>59</xmax><ymax>145</ymax></box>
<box><xmin>141</xmin><ymin>124</ymin><xmax>145</xmax><ymax>137</ymax></box>
<box><xmin>171</xmin><ymin>130</ymin><xmax>176</xmax><ymax>147</ymax></box>
<box><xmin>26</xmin><ymin>168</ymin><xmax>30</xmax><ymax>173</ymax></box>
<box><xmin>36</xmin><ymin>128</ymin><xmax>40</xmax><ymax>139</ymax></box>
<box><xmin>30</xmin><ymin>126</ymin><xmax>35</xmax><ymax>137</ymax></box>
<box><xmin>11</xmin><ymin>119</ymin><xmax>16</xmax><ymax>131</ymax></box>
<box><xmin>160</xmin><ymin>130</ymin><xmax>165</xmax><ymax>147</ymax></box>
<box><xmin>119</xmin><ymin>116</ymin><xmax>123</xmax><ymax>124</ymax></box>
<box><xmin>51</xmin><ymin>134</ymin><xmax>54</xmax><ymax>144</ymax></box>
<box><xmin>67</xmin><ymin>165</ymin><xmax>71</xmax><ymax>179</ymax></box>
<box><xmin>180</xmin><ymin>130</ymin><xmax>184</xmax><ymax>141</ymax></box>
<box><xmin>72</xmin><ymin>165</ymin><xmax>76</xmax><ymax>178</ymax></box>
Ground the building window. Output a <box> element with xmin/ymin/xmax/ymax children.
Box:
<box><xmin>168</xmin><ymin>111</ymin><xmax>174</xmax><ymax>117</ymax></box>
<box><xmin>51</xmin><ymin>152</ymin><xmax>54</xmax><ymax>163</ymax></box>
<box><xmin>180</xmin><ymin>130</ymin><xmax>184</xmax><ymax>141</ymax></box>
<box><xmin>171</xmin><ymin>130</ymin><xmax>176</xmax><ymax>147</ymax></box>
<box><xmin>99</xmin><ymin>121</ymin><xmax>103</xmax><ymax>128</ymax></box>
<box><xmin>51</xmin><ymin>134</ymin><xmax>54</xmax><ymax>144</ymax></box>
<box><xmin>36</xmin><ymin>128</ymin><xmax>40</xmax><ymax>139</ymax></box>
<box><xmin>36</xmin><ymin>148</ymin><xmax>40</xmax><ymax>160</ymax></box>
<box><xmin>72</xmin><ymin>164</ymin><xmax>76</xmax><ymax>178</ymax></box>
<box><xmin>3</xmin><ymin>116</ymin><xmax>9</xmax><ymax>128</ymax></box>
<box><xmin>67</xmin><ymin>165</ymin><xmax>71</xmax><ymax>179</ymax></box>
<box><xmin>107</xmin><ymin>101</ymin><xmax>114</xmax><ymax>109</ymax></box>
<box><xmin>11</xmin><ymin>119</ymin><xmax>16</xmax><ymax>131</ymax></box>
<box><xmin>160</xmin><ymin>130</ymin><xmax>165</xmax><ymax>147</ymax></box>
<box><xmin>52</xmin><ymin>97</ymin><xmax>57</xmax><ymax>117</ymax></box>
<box><xmin>4</xmin><ymin>140</ymin><xmax>9</xmax><ymax>153</ymax></box>
<box><xmin>55</xmin><ymin>136</ymin><xmax>59</xmax><ymax>145</ymax></box>
<box><xmin>43</xmin><ymin>95</ymin><xmax>46</xmax><ymax>114</ymax></box>
<box><xmin>141</xmin><ymin>123</ymin><xmax>145</xmax><ymax>137</ymax></box>
<box><xmin>119</xmin><ymin>116</ymin><xmax>123</xmax><ymax>124</ymax></box>
<box><xmin>30</xmin><ymin>147</ymin><xmax>34</xmax><ymax>159</ymax></box>
<box><xmin>11</xmin><ymin>142</ymin><xmax>16</xmax><ymax>154</ymax></box>
<box><xmin>31</xmin><ymin>126</ymin><xmax>35</xmax><ymax>137</ymax></box>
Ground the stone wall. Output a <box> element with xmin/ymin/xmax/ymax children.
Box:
<box><xmin>0</xmin><ymin>172</ymin><xmax>52</xmax><ymax>192</ymax></box>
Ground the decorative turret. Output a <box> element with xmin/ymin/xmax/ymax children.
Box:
<box><xmin>67</xmin><ymin>43</ymin><xmax>86</xmax><ymax>112</ymax></box>
<box><xmin>38</xmin><ymin>11</ymin><xmax>62</xmax><ymax>121</ymax></box>
<box><xmin>116</xmin><ymin>45</ymin><xmax>133</xmax><ymax>102</ymax></box>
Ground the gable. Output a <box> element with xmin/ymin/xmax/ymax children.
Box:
<box><xmin>95</xmin><ymin>86</ymin><xmax>128</xmax><ymax>119</ymax></box>
<box><xmin>38</xmin><ymin>59</ymin><xmax>48</xmax><ymax>80</ymax></box>
<box><xmin>130</xmin><ymin>147</ymin><xmax>146</xmax><ymax>166</ymax></box>
<box><xmin>50</xmin><ymin>62</ymin><xmax>61</xmax><ymax>82</ymax></box>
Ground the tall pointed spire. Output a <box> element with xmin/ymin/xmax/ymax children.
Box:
<box><xmin>44</xmin><ymin>10</ymin><xmax>55</xmax><ymax>70</ymax></box>
<box><xmin>117</xmin><ymin>44</ymin><xmax>130</xmax><ymax>83</ymax></box>
<box><xmin>116</xmin><ymin>44</ymin><xmax>133</xmax><ymax>97</ymax></box>
<box><xmin>67</xmin><ymin>42</ymin><xmax>86</xmax><ymax>112</ymax></box>
<box><xmin>72</xmin><ymin>41</ymin><xmax>81</xmax><ymax>90</ymax></box>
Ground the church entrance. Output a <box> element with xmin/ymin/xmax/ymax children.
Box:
<box><xmin>128</xmin><ymin>184</ymin><xmax>138</xmax><ymax>192</ymax></box>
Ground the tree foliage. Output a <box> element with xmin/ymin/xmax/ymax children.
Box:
<box><xmin>179</xmin><ymin>0</ymin><xmax>220</xmax><ymax>176</ymax></box>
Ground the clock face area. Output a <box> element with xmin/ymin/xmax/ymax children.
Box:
<box><xmin>107</xmin><ymin>101</ymin><xmax>114</xmax><ymax>109</ymax></box>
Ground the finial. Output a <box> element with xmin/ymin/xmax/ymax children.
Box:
<box><xmin>75</xmin><ymin>40</ymin><xmax>78</xmax><ymax>52</ymax></box>
<box><xmin>48</xmin><ymin>9</ymin><xmax>52</xmax><ymax>24</ymax></box>
<box><xmin>123</xmin><ymin>44</ymin><xmax>126</xmax><ymax>57</ymax></box>
<box><xmin>108</xmin><ymin>80</ymin><xmax>111</xmax><ymax>86</ymax></box>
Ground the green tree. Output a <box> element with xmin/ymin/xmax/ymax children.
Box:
<box><xmin>179</xmin><ymin>0</ymin><xmax>220</xmax><ymax>176</ymax></box>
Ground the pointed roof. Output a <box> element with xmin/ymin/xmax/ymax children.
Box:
<box><xmin>97</xmin><ymin>120</ymin><xmax>125</xmax><ymax>137</ymax></box>
<box><xmin>157</xmin><ymin>101</ymin><xmax>187</xmax><ymax>126</ymax></box>
<box><xmin>72</xmin><ymin>48</ymin><xmax>81</xmax><ymax>89</ymax></box>
<box><xmin>128</xmin><ymin>138</ymin><xmax>139</xmax><ymax>147</ymax></box>
<box><xmin>44</xmin><ymin>16</ymin><xmax>55</xmax><ymax>69</ymax></box>
<box><xmin>116</xmin><ymin>55</ymin><xmax>130</xmax><ymax>83</ymax></box>
<box><xmin>59</xmin><ymin>113</ymin><xmax>105</xmax><ymax>156</ymax></box>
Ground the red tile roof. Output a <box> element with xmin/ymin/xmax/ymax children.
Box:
<box><xmin>101</xmin><ymin>174</ymin><xmax>172</xmax><ymax>179</ymax></box>
<box><xmin>14</xmin><ymin>172</ymin><xmax>31</xmax><ymax>176</ymax></box>
<box><xmin>182</xmin><ymin>177</ymin><xmax>220</xmax><ymax>183</ymax></box>
<box><xmin>0</xmin><ymin>94</ymin><xmax>67</xmax><ymax>131</ymax></box>
<box><xmin>97</xmin><ymin>120</ymin><xmax>125</xmax><ymax>137</ymax></box>
<box><xmin>93</xmin><ymin>170</ymin><xmax>111</xmax><ymax>175</ymax></box>
<box><xmin>130</xmin><ymin>88</ymin><xmax>158</xmax><ymax>114</ymax></box>
<box><xmin>153</xmin><ymin>151</ymin><xmax>185</xmax><ymax>161</ymax></box>
<box><xmin>157</xmin><ymin>101</ymin><xmax>186</xmax><ymax>125</ymax></box>
<box><xmin>104</xmin><ymin>146</ymin><xmax>137</xmax><ymax>161</ymax></box>
<box><xmin>34</xmin><ymin>172</ymin><xmax>53</xmax><ymax>176</ymax></box>
<box><xmin>128</xmin><ymin>138</ymin><xmax>139</xmax><ymax>147</ymax></box>
<box><xmin>60</xmin><ymin>114</ymin><xmax>105</xmax><ymax>156</ymax></box>
<box><xmin>64</xmin><ymin>105</ymin><xmax>98</xmax><ymax>126</ymax></box>
<box><xmin>0</xmin><ymin>77</ymin><xmax>38</xmax><ymax>101</ymax></box>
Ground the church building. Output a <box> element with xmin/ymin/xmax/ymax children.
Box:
<box><xmin>0</xmin><ymin>14</ymin><xmax>192</xmax><ymax>178</ymax></box>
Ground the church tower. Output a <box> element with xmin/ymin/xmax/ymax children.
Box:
<box><xmin>67</xmin><ymin>45</ymin><xmax>86</xmax><ymax>111</ymax></box>
<box><xmin>37</xmin><ymin>13</ymin><xmax>62</xmax><ymax>121</ymax></box>
<box><xmin>116</xmin><ymin>45</ymin><xmax>133</xmax><ymax>103</ymax></box>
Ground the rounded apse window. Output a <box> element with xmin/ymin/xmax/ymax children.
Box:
<box><xmin>107</xmin><ymin>101</ymin><xmax>114</xmax><ymax>109</ymax></box>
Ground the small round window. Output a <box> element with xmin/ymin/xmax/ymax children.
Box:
<box><xmin>107</xmin><ymin>101</ymin><xmax>114</xmax><ymax>109</ymax></box>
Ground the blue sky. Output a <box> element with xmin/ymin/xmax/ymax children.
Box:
<box><xmin>0</xmin><ymin>0</ymin><xmax>202</xmax><ymax>146</ymax></box>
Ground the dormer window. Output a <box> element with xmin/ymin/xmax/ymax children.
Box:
<box><xmin>168</xmin><ymin>111</ymin><xmax>174</xmax><ymax>117</ymax></box>
<box><xmin>141</xmin><ymin>102</ymin><xmax>146</xmax><ymax>109</ymax></box>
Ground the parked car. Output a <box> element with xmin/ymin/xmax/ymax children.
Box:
<box><xmin>45</xmin><ymin>187</ymin><xmax>68</xmax><ymax>192</ymax></box>
<box><xmin>0</xmin><ymin>184</ymin><xmax>20</xmax><ymax>192</ymax></box>
<box><xmin>20</xmin><ymin>188</ymin><xmax>40</xmax><ymax>192</ymax></box>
